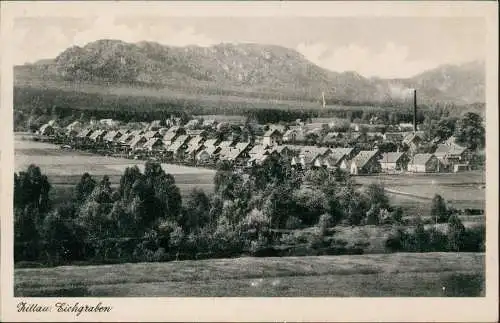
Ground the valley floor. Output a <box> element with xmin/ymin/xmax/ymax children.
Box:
<box><xmin>15</xmin><ymin>252</ymin><xmax>485</xmax><ymax>297</ymax></box>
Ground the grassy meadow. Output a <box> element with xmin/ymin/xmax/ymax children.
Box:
<box><xmin>15</xmin><ymin>134</ymin><xmax>216</xmax><ymax>200</ymax></box>
<box><xmin>15</xmin><ymin>252</ymin><xmax>485</xmax><ymax>297</ymax></box>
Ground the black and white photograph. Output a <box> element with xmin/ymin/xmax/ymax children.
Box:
<box><xmin>1</xmin><ymin>1</ymin><xmax>498</xmax><ymax>322</ymax></box>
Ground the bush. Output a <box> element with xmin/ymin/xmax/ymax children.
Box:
<box><xmin>442</xmin><ymin>273</ymin><xmax>485</xmax><ymax>297</ymax></box>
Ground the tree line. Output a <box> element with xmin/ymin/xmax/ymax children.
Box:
<box><xmin>14</xmin><ymin>155</ymin><xmax>485</xmax><ymax>268</ymax></box>
<box><xmin>14</xmin><ymin>85</ymin><xmax>484</xmax><ymax>134</ymax></box>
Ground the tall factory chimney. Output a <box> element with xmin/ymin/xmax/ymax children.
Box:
<box><xmin>413</xmin><ymin>89</ymin><xmax>417</xmax><ymax>133</ymax></box>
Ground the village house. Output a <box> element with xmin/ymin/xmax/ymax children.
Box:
<box><xmin>349</xmin><ymin>150</ymin><xmax>381</xmax><ymax>175</ymax></box>
<box><xmin>434</xmin><ymin>144</ymin><xmax>470</xmax><ymax>171</ymax></box>
<box><xmin>398</xmin><ymin>123</ymin><xmax>415</xmax><ymax>132</ymax></box>
<box><xmin>163</xmin><ymin>126</ymin><xmax>185</xmax><ymax>147</ymax></box>
<box><xmin>195</xmin><ymin>149</ymin><xmax>212</xmax><ymax>164</ymax></box>
<box><xmin>383</xmin><ymin>132</ymin><xmax>404</xmax><ymax>142</ymax></box>
<box><xmin>143</xmin><ymin>130</ymin><xmax>161</xmax><ymax>140</ymax></box>
<box><xmin>196</xmin><ymin>145</ymin><xmax>221</xmax><ymax>163</ymax></box>
<box><xmin>103</xmin><ymin>130</ymin><xmax>123</xmax><ymax>143</ymax></box>
<box><xmin>186</xmin><ymin>129</ymin><xmax>207</xmax><ymax>137</ymax></box>
<box><xmin>268</xmin><ymin>124</ymin><xmax>287</xmax><ymax>133</ymax></box>
<box><xmin>331</xmin><ymin>147</ymin><xmax>357</xmax><ymax>161</ymax></box>
<box><xmin>148</xmin><ymin>120</ymin><xmax>162</xmax><ymax>131</ymax></box>
<box><xmin>65</xmin><ymin>128</ymin><xmax>79</xmax><ymax>138</ymax></box>
<box><xmin>321</xmin><ymin>132</ymin><xmax>342</xmax><ymax>146</ymax></box>
<box><xmin>202</xmin><ymin>119</ymin><xmax>217</xmax><ymax>128</ymax></box>
<box><xmin>380</xmin><ymin>152</ymin><xmax>410</xmax><ymax>172</ymax></box>
<box><xmin>323</xmin><ymin>148</ymin><xmax>355</xmax><ymax>170</ymax></box>
<box><xmin>322</xmin><ymin>155</ymin><xmax>344</xmax><ymax>170</ymax></box>
<box><xmin>292</xmin><ymin>146</ymin><xmax>331</xmax><ymax>169</ymax></box>
<box><xmin>444</xmin><ymin>136</ymin><xmax>457</xmax><ymax>146</ymax></box>
<box><xmin>46</xmin><ymin>119</ymin><xmax>59</xmax><ymax>128</ymax></box>
<box><xmin>262</xmin><ymin>129</ymin><xmax>283</xmax><ymax>147</ymax></box>
<box><xmin>218</xmin><ymin>145</ymin><xmax>250</xmax><ymax>165</ymax></box>
<box><xmin>143</xmin><ymin>137</ymin><xmax>164</xmax><ymax>151</ymax></box>
<box><xmin>184</xmin><ymin>136</ymin><xmax>206</xmax><ymax>160</ymax></box>
<box><xmin>203</xmin><ymin>138</ymin><xmax>221</xmax><ymax>150</ymax></box>
<box><xmin>407</xmin><ymin>153</ymin><xmax>442</xmax><ymax>173</ymax></box>
<box><xmin>185</xmin><ymin>119</ymin><xmax>201</xmax><ymax>129</ymax></box>
<box><xmin>76</xmin><ymin>128</ymin><xmax>93</xmax><ymax>139</ymax></box>
<box><xmin>118</xmin><ymin>132</ymin><xmax>136</xmax><ymax>146</ymax></box>
<box><xmin>282</xmin><ymin>128</ymin><xmax>305</xmax><ymax>143</ymax></box>
<box><xmin>37</xmin><ymin>124</ymin><xmax>55</xmax><ymax>136</ymax></box>
<box><xmin>129</xmin><ymin>135</ymin><xmax>148</xmax><ymax>151</ymax></box>
<box><xmin>66</xmin><ymin>121</ymin><xmax>82</xmax><ymax>132</ymax></box>
<box><xmin>89</xmin><ymin>129</ymin><xmax>108</xmax><ymax>142</ymax></box>
<box><xmin>166</xmin><ymin>135</ymin><xmax>191</xmax><ymax>159</ymax></box>
<box><xmin>402</xmin><ymin>132</ymin><xmax>424</xmax><ymax>154</ymax></box>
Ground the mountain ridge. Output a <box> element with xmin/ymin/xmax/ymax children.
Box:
<box><xmin>14</xmin><ymin>39</ymin><xmax>486</xmax><ymax>106</ymax></box>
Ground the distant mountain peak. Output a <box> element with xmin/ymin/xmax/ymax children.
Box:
<box><xmin>17</xmin><ymin>39</ymin><xmax>485</xmax><ymax>105</ymax></box>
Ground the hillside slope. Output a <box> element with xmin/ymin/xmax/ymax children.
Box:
<box><xmin>14</xmin><ymin>39</ymin><xmax>485</xmax><ymax>106</ymax></box>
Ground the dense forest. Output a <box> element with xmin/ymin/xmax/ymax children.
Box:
<box><xmin>14</xmin><ymin>85</ymin><xmax>484</xmax><ymax>132</ymax></box>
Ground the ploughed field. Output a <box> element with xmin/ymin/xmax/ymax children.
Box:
<box><xmin>15</xmin><ymin>252</ymin><xmax>485</xmax><ymax>297</ymax></box>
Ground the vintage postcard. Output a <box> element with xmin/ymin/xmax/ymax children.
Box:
<box><xmin>1</xmin><ymin>1</ymin><xmax>498</xmax><ymax>322</ymax></box>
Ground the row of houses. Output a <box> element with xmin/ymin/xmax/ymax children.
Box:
<box><xmin>38</xmin><ymin>118</ymin><xmax>471</xmax><ymax>174</ymax></box>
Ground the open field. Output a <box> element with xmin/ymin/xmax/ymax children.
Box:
<box><xmin>15</xmin><ymin>252</ymin><xmax>485</xmax><ymax>297</ymax></box>
<box><xmin>15</xmin><ymin>134</ymin><xmax>485</xmax><ymax>211</ymax></box>
<box><xmin>15</xmin><ymin>134</ymin><xmax>216</xmax><ymax>198</ymax></box>
<box><xmin>355</xmin><ymin>172</ymin><xmax>486</xmax><ymax>210</ymax></box>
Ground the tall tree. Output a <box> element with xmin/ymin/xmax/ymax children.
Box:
<box><xmin>74</xmin><ymin>173</ymin><xmax>97</xmax><ymax>204</ymax></box>
<box><xmin>430</xmin><ymin>194</ymin><xmax>448</xmax><ymax>223</ymax></box>
<box><xmin>454</xmin><ymin>112</ymin><xmax>485</xmax><ymax>150</ymax></box>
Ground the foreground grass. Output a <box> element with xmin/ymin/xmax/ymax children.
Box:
<box><xmin>15</xmin><ymin>252</ymin><xmax>484</xmax><ymax>297</ymax></box>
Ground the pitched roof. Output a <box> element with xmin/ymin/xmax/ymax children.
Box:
<box><xmin>118</xmin><ymin>132</ymin><xmax>134</xmax><ymax>143</ymax></box>
<box><xmin>103</xmin><ymin>130</ymin><xmax>115</xmax><ymax>141</ymax></box>
<box><xmin>89</xmin><ymin>129</ymin><xmax>106</xmax><ymax>140</ymax></box>
<box><xmin>76</xmin><ymin>128</ymin><xmax>93</xmax><ymax>138</ymax></box>
<box><xmin>351</xmin><ymin>150</ymin><xmax>379</xmax><ymax>169</ymax></box>
<box><xmin>411</xmin><ymin>153</ymin><xmax>435</xmax><ymax>165</ymax></box>
<box><xmin>185</xmin><ymin>136</ymin><xmax>205</xmax><ymax>154</ymax></box>
<box><xmin>300</xmin><ymin>146</ymin><xmax>331</xmax><ymax>157</ymax></box>
<box><xmin>163</xmin><ymin>131</ymin><xmax>178</xmax><ymax>142</ymax></box>
<box><xmin>263</xmin><ymin>129</ymin><xmax>282</xmax><ymax>137</ymax></box>
<box><xmin>66</xmin><ymin>121</ymin><xmax>82</xmax><ymax>130</ymax></box>
<box><xmin>381</xmin><ymin>152</ymin><xmax>405</xmax><ymax>164</ymax></box>
<box><xmin>219</xmin><ymin>146</ymin><xmax>245</xmax><ymax>161</ymax></box>
<box><xmin>129</xmin><ymin>135</ymin><xmax>146</xmax><ymax>148</ymax></box>
<box><xmin>322</xmin><ymin>132</ymin><xmax>340</xmax><ymax>143</ymax></box>
<box><xmin>144</xmin><ymin>130</ymin><xmax>159</xmax><ymax>139</ymax></box>
<box><xmin>384</xmin><ymin>132</ymin><xmax>404</xmax><ymax>141</ymax></box>
<box><xmin>323</xmin><ymin>155</ymin><xmax>343</xmax><ymax>167</ymax></box>
<box><xmin>166</xmin><ymin>135</ymin><xmax>189</xmax><ymax>152</ymax></box>
<box><xmin>235</xmin><ymin>141</ymin><xmax>251</xmax><ymax>152</ymax></box>
<box><xmin>203</xmin><ymin>138</ymin><xmax>220</xmax><ymax>149</ymax></box>
<box><xmin>186</xmin><ymin>129</ymin><xmax>205</xmax><ymax>136</ymax></box>
<box><xmin>330</xmin><ymin>148</ymin><xmax>354</xmax><ymax>159</ymax></box>
<box><xmin>249</xmin><ymin>144</ymin><xmax>268</xmax><ymax>156</ymax></box>
<box><xmin>434</xmin><ymin>144</ymin><xmax>467</xmax><ymax>156</ymax></box>
<box><xmin>143</xmin><ymin>137</ymin><xmax>163</xmax><ymax>149</ymax></box>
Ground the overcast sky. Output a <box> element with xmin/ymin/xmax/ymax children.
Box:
<box><xmin>13</xmin><ymin>16</ymin><xmax>486</xmax><ymax>78</ymax></box>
